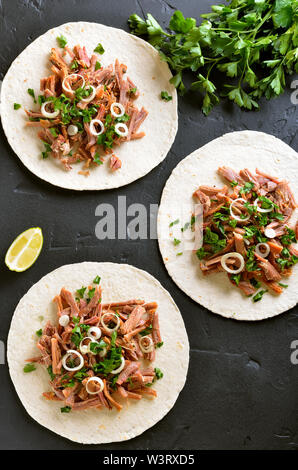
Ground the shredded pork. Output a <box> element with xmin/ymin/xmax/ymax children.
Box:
<box><xmin>25</xmin><ymin>43</ymin><xmax>148</xmax><ymax>173</ymax></box>
<box><xmin>25</xmin><ymin>280</ymin><xmax>163</xmax><ymax>412</ymax></box>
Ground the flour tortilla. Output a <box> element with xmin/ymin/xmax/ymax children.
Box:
<box><xmin>7</xmin><ymin>262</ymin><xmax>189</xmax><ymax>444</ymax></box>
<box><xmin>158</xmin><ymin>131</ymin><xmax>298</xmax><ymax>321</ymax></box>
<box><xmin>0</xmin><ymin>22</ymin><xmax>177</xmax><ymax>190</ymax></box>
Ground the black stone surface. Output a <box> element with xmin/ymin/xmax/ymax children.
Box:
<box><xmin>0</xmin><ymin>0</ymin><xmax>297</xmax><ymax>451</ymax></box>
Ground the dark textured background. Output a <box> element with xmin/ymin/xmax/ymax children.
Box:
<box><xmin>0</xmin><ymin>0</ymin><xmax>297</xmax><ymax>451</ymax></box>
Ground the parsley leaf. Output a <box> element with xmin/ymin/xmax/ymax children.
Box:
<box><xmin>23</xmin><ymin>363</ymin><xmax>36</xmax><ymax>373</ymax></box>
<box><xmin>128</xmin><ymin>2</ymin><xmax>298</xmax><ymax>114</ymax></box>
<box><xmin>161</xmin><ymin>91</ymin><xmax>173</xmax><ymax>101</ymax></box>
<box><xmin>57</xmin><ymin>35</ymin><xmax>67</xmax><ymax>48</ymax></box>
<box><xmin>94</xmin><ymin>43</ymin><xmax>105</xmax><ymax>54</ymax></box>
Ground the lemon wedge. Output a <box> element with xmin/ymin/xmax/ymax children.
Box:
<box><xmin>5</xmin><ymin>227</ymin><xmax>43</xmax><ymax>272</ymax></box>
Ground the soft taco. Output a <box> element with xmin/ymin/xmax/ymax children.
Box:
<box><xmin>158</xmin><ymin>131</ymin><xmax>298</xmax><ymax>321</ymax></box>
<box><xmin>7</xmin><ymin>262</ymin><xmax>189</xmax><ymax>444</ymax></box>
<box><xmin>0</xmin><ymin>22</ymin><xmax>177</xmax><ymax>190</ymax></box>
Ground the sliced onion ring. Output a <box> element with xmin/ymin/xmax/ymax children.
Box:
<box><xmin>100</xmin><ymin>312</ymin><xmax>120</xmax><ymax>332</ymax></box>
<box><xmin>88</xmin><ymin>326</ymin><xmax>101</xmax><ymax>340</ymax></box>
<box><xmin>110</xmin><ymin>356</ymin><xmax>125</xmax><ymax>374</ymax></box>
<box><xmin>67</xmin><ymin>124</ymin><xmax>78</xmax><ymax>136</ymax></box>
<box><xmin>62</xmin><ymin>350</ymin><xmax>84</xmax><ymax>372</ymax></box>
<box><xmin>110</xmin><ymin>102</ymin><xmax>125</xmax><ymax>117</ymax></box>
<box><xmin>86</xmin><ymin>376</ymin><xmax>104</xmax><ymax>394</ymax></box>
<box><xmin>62</xmin><ymin>73</ymin><xmax>85</xmax><ymax>94</ymax></box>
<box><xmin>255</xmin><ymin>242</ymin><xmax>270</xmax><ymax>258</ymax></box>
<box><xmin>115</xmin><ymin>123</ymin><xmax>128</xmax><ymax>137</ymax></box>
<box><xmin>221</xmin><ymin>252</ymin><xmax>245</xmax><ymax>275</ymax></box>
<box><xmin>79</xmin><ymin>336</ymin><xmax>101</xmax><ymax>355</ymax></box>
<box><xmin>254</xmin><ymin>197</ymin><xmax>274</xmax><ymax>213</ymax></box>
<box><xmin>59</xmin><ymin>314</ymin><xmax>70</xmax><ymax>327</ymax></box>
<box><xmin>99</xmin><ymin>346</ymin><xmax>107</xmax><ymax>358</ymax></box>
<box><xmin>81</xmin><ymin>85</ymin><xmax>96</xmax><ymax>103</ymax></box>
<box><xmin>90</xmin><ymin>119</ymin><xmax>105</xmax><ymax>136</ymax></box>
<box><xmin>264</xmin><ymin>228</ymin><xmax>276</xmax><ymax>239</ymax></box>
<box><xmin>139</xmin><ymin>335</ymin><xmax>154</xmax><ymax>353</ymax></box>
<box><xmin>41</xmin><ymin>101</ymin><xmax>59</xmax><ymax>119</ymax></box>
<box><xmin>230</xmin><ymin>198</ymin><xmax>250</xmax><ymax>222</ymax></box>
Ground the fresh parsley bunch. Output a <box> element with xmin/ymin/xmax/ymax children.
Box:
<box><xmin>128</xmin><ymin>0</ymin><xmax>298</xmax><ymax>114</ymax></box>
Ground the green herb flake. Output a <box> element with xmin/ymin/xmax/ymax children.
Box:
<box><xmin>154</xmin><ymin>367</ymin><xmax>163</xmax><ymax>380</ymax></box>
<box><xmin>57</xmin><ymin>35</ymin><xmax>67</xmax><ymax>48</ymax></box>
<box><xmin>14</xmin><ymin>103</ymin><xmax>21</xmax><ymax>110</ymax></box>
<box><xmin>94</xmin><ymin>43</ymin><xmax>105</xmax><ymax>54</ymax></box>
<box><xmin>252</xmin><ymin>289</ymin><xmax>268</xmax><ymax>303</ymax></box>
<box><xmin>27</xmin><ymin>88</ymin><xmax>36</xmax><ymax>103</ymax></box>
<box><xmin>23</xmin><ymin>363</ymin><xmax>36</xmax><ymax>373</ymax></box>
<box><xmin>36</xmin><ymin>329</ymin><xmax>42</xmax><ymax>337</ymax></box>
<box><xmin>169</xmin><ymin>219</ymin><xmax>179</xmax><ymax>227</ymax></box>
<box><xmin>61</xmin><ymin>406</ymin><xmax>72</xmax><ymax>413</ymax></box>
<box><xmin>278</xmin><ymin>282</ymin><xmax>288</xmax><ymax>288</ymax></box>
<box><xmin>93</xmin><ymin>275</ymin><xmax>101</xmax><ymax>284</ymax></box>
<box><xmin>76</xmin><ymin>286</ymin><xmax>87</xmax><ymax>299</ymax></box>
<box><xmin>47</xmin><ymin>366</ymin><xmax>55</xmax><ymax>381</ymax></box>
<box><xmin>161</xmin><ymin>91</ymin><xmax>172</xmax><ymax>101</ymax></box>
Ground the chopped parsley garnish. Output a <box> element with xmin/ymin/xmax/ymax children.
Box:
<box><xmin>230</xmin><ymin>274</ymin><xmax>241</xmax><ymax>286</ymax></box>
<box><xmin>76</xmin><ymin>286</ymin><xmax>87</xmax><ymax>299</ymax></box>
<box><xmin>250</xmin><ymin>278</ymin><xmax>261</xmax><ymax>289</ymax></box>
<box><xmin>61</xmin><ymin>406</ymin><xmax>71</xmax><ymax>413</ymax></box>
<box><xmin>115</xmin><ymin>113</ymin><xmax>130</xmax><ymax>123</ymax></box>
<box><xmin>129</xmin><ymin>87</ymin><xmax>137</xmax><ymax>94</ymax></box>
<box><xmin>203</xmin><ymin>227</ymin><xmax>226</xmax><ymax>253</ymax></box>
<box><xmin>196</xmin><ymin>247</ymin><xmax>209</xmax><ymax>260</ymax></box>
<box><xmin>71</xmin><ymin>323</ymin><xmax>90</xmax><ymax>347</ymax></box>
<box><xmin>27</xmin><ymin>88</ymin><xmax>36</xmax><ymax>103</ymax></box>
<box><xmin>95</xmin><ymin>61</ymin><xmax>102</xmax><ymax>70</ymax></box>
<box><xmin>228</xmin><ymin>219</ymin><xmax>237</xmax><ymax>228</ymax></box>
<box><xmin>252</xmin><ymin>289</ymin><xmax>268</xmax><ymax>303</ymax></box>
<box><xmin>156</xmin><ymin>342</ymin><xmax>164</xmax><ymax>349</ymax></box>
<box><xmin>36</xmin><ymin>329</ymin><xmax>42</xmax><ymax>337</ymax></box>
<box><xmin>240</xmin><ymin>182</ymin><xmax>254</xmax><ymax>195</ymax></box>
<box><xmin>74</xmin><ymin>367</ymin><xmax>88</xmax><ymax>382</ymax></box>
<box><xmin>93</xmin><ymin>275</ymin><xmax>101</xmax><ymax>284</ymax></box>
<box><xmin>173</xmin><ymin>238</ymin><xmax>181</xmax><ymax>246</ymax></box>
<box><xmin>71</xmin><ymin>60</ymin><xmax>79</xmax><ymax>70</ymax></box>
<box><xmin>281</xmin><ymin>228</ymin><xmax>297</xmax><ymax>246</ymax></box>
<box><xmin>181</xmin><ymin>222</ymin><xmax>190</xmax><ymax>232</ymax></box>
<box><xmin>13</xmin><ymin>103</ymin><xmax>21</xmax><ymax>110</ymax></box>
<box><xmin>139</xmin><ymin>324</ymin><xmax>153</xmax><ymax>336</ymax></box>
<box><xmin>57</xmin><ymin>35</ymin><xmax>67</xmax><ymax>48</ymax></box>
<box><xmin>230</xmin><ymin>181</ymin><xmax>238</xmax><ymax>188</ymax></box>
<box><xmin>47</xmin><ymin>365</ymin><xmax>55</xmax><ymax>381</ymax></box>
<box><xmin>93</xmin><ymin>153</ymin><xmax>103</xmax><ymax>165</ymax></box>
<box><xmin>93</xmin><ymin>333</ymin><xmax>122</xmax><ymax>376</ymax></box>
<box><xmin>23</xmin><ymin>363</ymin><xmax>36</xmax><ymax>373</ymax></box>
<box><xmin>161</xmin><ymin>91</ymin><xmax>172</xmax><ymax>101</ymax></box>
<box><xmin>89</xmin><ymin>340</ymin><xmax>107</xmax><ymax>355</ymax></box>
<box><xmin>154</xmin><ymin>368</ymin><xmax>163</xmax><ymax>380</ymax></box>
<box><xmin>278</xmin><ymin>282</ymin><xmax>288</xmax><ymax>288</ymax></box>
<box><xmin>94</xmin><ymin>43</ymin><xmax>105</xmax><ymax>54</ymax></box>
<box><xmin>169</xmin><ymin>219</ymin><xmax>179</xmax><ymax>227</ymax></box>
<box><xmin>88</xmin><ymin>287</ymin><xmax>96</xmax><ymax>300</ymax></box>
<box><xmin>49</xmin><ymin>127</ymin><xmax>58</xmax><ymax>137</ymax></box>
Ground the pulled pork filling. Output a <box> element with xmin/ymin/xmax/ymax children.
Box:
<box><xmin>25</xmin><ymin>278</ymin><xmax>163</xmax><ymax>412</ymax></box>
<box><xmin>25</xmin><ymin>41</ymin><xmax>148</xmax><ymax>174</ymax></box>
<box><xmin>193</xmin><ymin>167</ymin><xmax>298</xmax><ymax>301</ymax></box>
